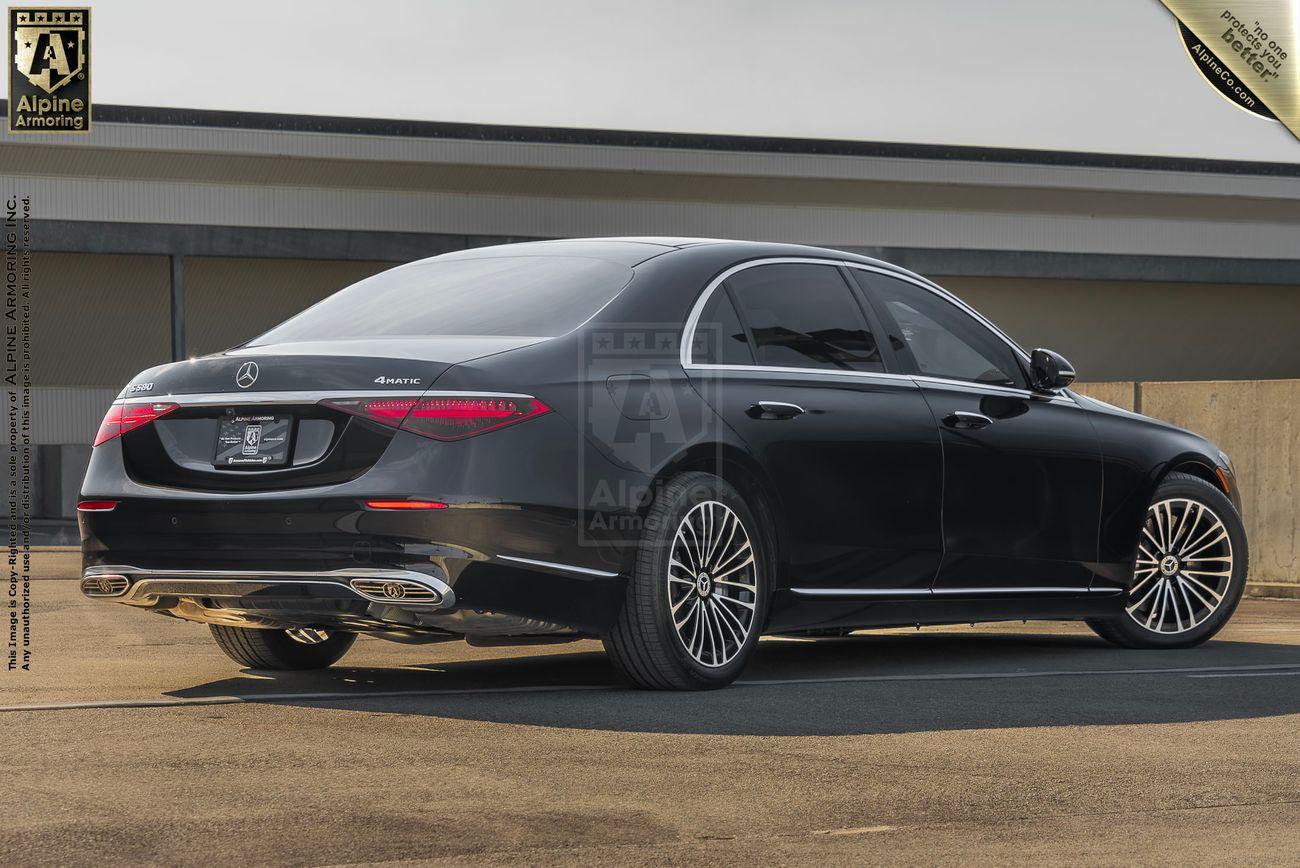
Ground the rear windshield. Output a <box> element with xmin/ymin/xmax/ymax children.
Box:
<box><xmin>249</xmin><ymin>256</ymin><xmax>634</xmax><ymax>343</ymax></box>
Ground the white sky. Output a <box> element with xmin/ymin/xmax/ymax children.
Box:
<box><xmin>47</xmin><ymin>0</ymin><xmax>1300</xmax><ymax>162</ymax></box>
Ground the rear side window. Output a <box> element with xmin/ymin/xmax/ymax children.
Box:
<box><xmin>857</xmin><ymin>272</ymin><xmax>1026</xmax><ymax>389</ymax></box>
<box><xmin>249</xmin><ymin>256</ymin><xmax>634</xmax><ymax>343</ymax></box>
<box><xmin>693</xmin><ymin>288</ymin><xmax>755</xmax><ymax>365</ymax></box>
<box><xmin>725</xmin><ymin>263</ymin><xmax>883</xmax><ymax>372</ymax></box>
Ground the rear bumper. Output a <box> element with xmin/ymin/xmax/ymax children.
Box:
<box><xmin>79</xmin><ymin>564</ymin><xmax>591</xmax><ymax>639</ymax></box>
<box><xmin>79</xmin><ymin>498</ymin><xmax>630</xmax><ymax>632</ymax></box>
<box><xmin>79</xmin><ymin>407</ymin><xmax>648</xmax><ymax>633</ymax></box>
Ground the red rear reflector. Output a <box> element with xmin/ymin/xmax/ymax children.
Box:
<box><xmin>364</xmin><ymin>500</ymin><xmax>449</xmax><ymax>510</ymax></box>
<box><xmin>94</xmin><ymin>402</ymin><xmax>180</xmax><ymax>446</ymax></box>
<box><xmin>322</xmin><ymin>394</ymin><xmax>551</xmax><ymax>441</ymax></box>
<box><xmin>77</xmin><ymin>500</ymin><xmax>118</xmax><ymax>512</ymax></box>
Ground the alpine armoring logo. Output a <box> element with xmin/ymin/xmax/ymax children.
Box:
<box><xmin>7</xmin><ymin>7</ymin><xmax>91</xmax><ymax>133</ymax></box>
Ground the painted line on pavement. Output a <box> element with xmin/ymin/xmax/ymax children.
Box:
<box><xmin>739</xmin><ymin>662</ymin><xmax>1300</xmax><ymax>687</ymax></box>
<box><xmin>3</xmin><ymin>662</ymin><xmax>1300</xmax><ymax>713</ymax></box>
<box><xmin>1188</xmin><ymin>670</ymin><xmax>1300</xmax><ymax>679</ymax></box>
<box><xmin>0</xmin><ymin>683</ymin><xmax>621</xmax><ymax>713</ymax></box>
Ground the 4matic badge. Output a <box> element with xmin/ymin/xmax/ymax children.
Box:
<box><xmin>375</xmin><ymin>376</ymin><xmax>421</xmax><ymax>385</ymax></box>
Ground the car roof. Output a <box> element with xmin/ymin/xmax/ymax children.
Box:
<box><xmin>435</xmin><ymin>237</ymin><xmax>907</xmax><ymax>272</ymax></box>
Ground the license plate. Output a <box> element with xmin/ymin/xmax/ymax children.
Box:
<box><xmin>214</xmin><ymin>414</ymin><xmax>292</xmax><ymax>467</ymax></box>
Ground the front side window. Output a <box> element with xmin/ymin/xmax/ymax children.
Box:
<box><xmin>724</xmin><ymin>263</ymin><xmax>883</xmax><ymax>372</ymax></box>
<box><xmin>250</xmin><ymin>256</ymin><xmax>634</xmax><ymax>344</ymax></box>
<box><xmin>855</xmin><ymin>272</ymin><xmax>1025</xmax><ymax>388</ymax></box>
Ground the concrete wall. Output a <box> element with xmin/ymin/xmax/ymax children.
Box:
<box><xmin>185</xmin><ymin>257</ymin><xmax>394</xmax><ymax>356</ymax></box>
<box><xmin>33</xmin><ymin>253</ymin><xmax>172</xmax><ymax>387</ymax></box>
<box><xmin>944</xmin><ymin>277</ymin><xmax>1300</xmax><ymax>382</ymax></box>
<box><xmin>1074</xmin><ymin>380</ymin><xmax>1300</xmax><ymax>594</ymax></box>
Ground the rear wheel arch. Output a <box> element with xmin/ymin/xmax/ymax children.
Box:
<box><xmin>646</xmin><ymin>444</ymin><xmax>785</xmax><ymax>596</ymax></box>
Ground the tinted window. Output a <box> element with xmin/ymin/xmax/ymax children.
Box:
<box><xmin>725</xmin><ymin>264</ymin><xmax>883</xmax><ymax>372</ymax></box>
<box><xmin>857</xmin><ymin>272</ymin><xmax>1025</xmax><ymax>388</ymax></box>
<box><xmin>250</xmin><ymin>256</ymin><xmax>633</xmax><ymax>343</ymax></box>
<box><xmin>693</xmin><ymin>288</ymin><xmax>755</xmax><ymax>365</ymax></box>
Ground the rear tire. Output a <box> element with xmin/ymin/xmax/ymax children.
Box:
<box><xmin>209</xmin><ymin>625</ymin><xmax>357</xmax><ymax>670</ymax></box>
<box><xmin>1086</xmin><ymin>472</ymin><xmax>1248</xmax><ymax>649</ymax></box>
<box><xmin>603</xmin><ymin>472</ymin><xmax>770</xmax><ymax>690</ymax></box>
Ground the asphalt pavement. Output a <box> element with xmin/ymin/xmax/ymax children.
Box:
<box><xmin>3</xmin><ymin>577</ymin><xmax>1299</xmax><ymax>865</ymax></box>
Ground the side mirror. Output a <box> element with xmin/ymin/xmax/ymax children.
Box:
<box><xmin>1029</xmin><ymin>348</ymin><xmax>1076</xmax><ymax>393</ymax></box>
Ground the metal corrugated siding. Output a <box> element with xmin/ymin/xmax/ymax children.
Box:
<box><xmin>9</xmin><ymin>388</ymin><xmax>118</xmax><ymax>445</ymax></box>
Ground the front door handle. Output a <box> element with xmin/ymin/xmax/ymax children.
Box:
<box><xmin>943</xmin><ymin>411</ymin><xmax>993</xmax><ymax>430</ymax></box>
<box><xmin>747</xmin><ymin>401</ymin><xmax>805</xmax><ymax>420</ymax></box>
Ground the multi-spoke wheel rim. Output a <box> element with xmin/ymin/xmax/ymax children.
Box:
<box><xmin>285</xmin><ymin>628</ymin><xmax>331</xmax><ymax>645</ymax></box>
<box><xmin>667</xmin><ymin>500</ymin><xmax>758</xmax><ymax>668</ymax></box>
<box><xmin>1126</xmin><ymin>497</ymin><xmax>1233</xmax><ymax>635</ymax></box>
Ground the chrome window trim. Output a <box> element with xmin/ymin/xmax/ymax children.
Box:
<box><xmin>684</xmin><ymin>362</ymin><xmax>913</xmax><ymax>388</ymax></box>
<box><xmin>111</xmin><ymin>389</ymin><xmax>531</xmax><ymax>407</ymax></box>
<box><xmin>685</xmin><ymin>364</ymin><xmax>1076</xmax><ymax>406</ymax></box>
<box><xmin>678</xmin><ymin>256</ymin><xmax>1074</xmax><ymax>405</ymax></box>
<box><xmin>910</xmin><ymin>375</ymin><xmax>1076</xmax><ymax>406</ymax></box>
<box><xmin>678</xmin><ymin>256</ymin><xmax>852</xmax><ymax>369</ymax></box>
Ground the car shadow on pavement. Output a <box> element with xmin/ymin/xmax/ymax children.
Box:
<box><xmin>165</xmin><ymin>631</ymin><xmax>1300</xmax><ymax>736</ymax></box>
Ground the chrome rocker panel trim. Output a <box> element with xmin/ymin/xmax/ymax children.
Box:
<box><xmin>496</xmin><ymin>554</ymin><xmax>620</xmax><ymax>578</ymax></box>
<box><xmin>789</xmin><ymin>586</ymin><xmax>1124</xmax><ymax>599</ymax></box>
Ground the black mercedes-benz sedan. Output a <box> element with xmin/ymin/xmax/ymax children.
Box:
<box><xmin>79</xmin><ymin>238</ymin><xmax>1248</xmax><ymax>689</ymax></box>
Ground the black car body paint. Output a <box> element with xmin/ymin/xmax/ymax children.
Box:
<box><xmin>79</xmin><ymin>239</ymin><xmax>1239</xmax><ymax>642</ymax></box>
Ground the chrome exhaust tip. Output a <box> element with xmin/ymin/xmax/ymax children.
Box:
<box><xmin>80</xmin><ymin>574</ymin><xmax>129</xmax><ymax>597</ymax></box>
<box><xmin>349</xmin><ymin>577</ymin><xmax>444</xmax><ymax>605</ymax></box>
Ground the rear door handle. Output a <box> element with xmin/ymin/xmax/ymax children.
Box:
<box><xmin>943</xmin><ymin>411</ymin><xmax>993</xmax><ymax>430</ymax></box>
<box><xmin>747</xmin><ymin>401</ymin><xmax>805</xmax><ymax>420</ymax></box>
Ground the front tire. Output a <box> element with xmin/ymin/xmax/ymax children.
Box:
<box><xmin>1087</xmin><ymin>472</ymin><xmax>1248</xmax><ymax>649</ymax></box>
<box><xmin>209</xmin><ymin>625</ymin><xmax>357</xmax><ymax>670</ymax></box>
<box><xmin>604</xmin><ymin>472</ymin><xmax>770</xmax><ymax>690</ymax></box>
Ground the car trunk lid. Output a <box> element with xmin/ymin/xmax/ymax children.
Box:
<box><xmin>112</xmin><ymin>336</ymin><xmax>545</xmax><ymax>491</ymax></box>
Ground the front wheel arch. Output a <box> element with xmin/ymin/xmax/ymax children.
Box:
<box><xmin>1088</xmin><ymin>471</ymin><xmax>1248</xmax><ymax>649</ymax></box>
<box><xmin>1163</xmin><ymin>458</ymin><xmax>1228</xmax><ymax>498</ymax></box>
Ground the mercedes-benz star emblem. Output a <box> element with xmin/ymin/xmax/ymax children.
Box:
<box><xmin>235</xmin><ymin>361</ymin><xmax>259</xmax><ymax>389</ymax></box>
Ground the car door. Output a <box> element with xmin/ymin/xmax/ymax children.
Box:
<box><xmin>684</xmin><ymin>259</ymin><xmax>943</xmax><ymax>596</ymax></box>
<box><xmin>851</xmin><ymin>267</ymin><xmax>1103</xmax><ymax>593</ymax></box>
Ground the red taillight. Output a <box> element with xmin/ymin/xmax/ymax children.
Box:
<box><xmin>77</xmin><ymin>500</ymin><xmax>118</xmax><ymax>512</ymax></box>
<box><xmin>404</xmin><ymin>396</ymin><xmax>552</xmax><ymax>440</ymax></box>
<box><xmin>364</xmin><ymin>500</ymin><xmax>449</xmax><ymax>510</ymax></box>
<box><xmin>322</xmin><ymin>394</ymin><xmax>551</xmax><ymax>441</ymax></box>
<box><xmin>93</xmin><ymin>402</ymin><xmax>180</xmax><ymax>446</ymax></box>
